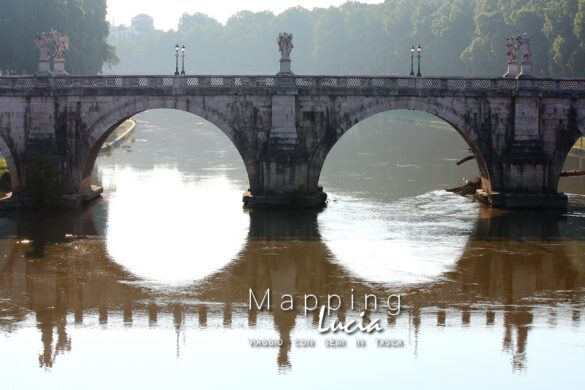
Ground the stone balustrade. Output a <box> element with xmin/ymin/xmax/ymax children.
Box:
<box><xmin>1</xmin><ymin>75</ymin><xmax>585</xmax><ymax>95</ymax></box>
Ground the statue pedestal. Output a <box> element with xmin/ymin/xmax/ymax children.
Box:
<box><xmin>503</xmin><ymin>62</ymin><xmax>519</xmax><ymax>78</ymax></box>
<box><xmin>278</xmin><ymin>58</ymin><xmax>293</xmax><ymax>75</ymax></box>
<box><xmin>517</xmin><ymin>62</ymin><xmax>532</xmax><ymax>79</ymax></box>
<box><xmin>52</xmin><ymin>60</ymin><xmax>68</xmax><ymax>76</ymax></box>
<box><xmin>37</xmin><ymin>60</ymin><xmax>51</xmax><ymax>76</ymax></box>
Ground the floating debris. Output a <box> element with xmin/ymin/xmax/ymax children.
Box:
<box><xmin>456</xmin><ymin>155</ymin><xmax>475</xmax><ymax>166</ymax></box>
<box><xmin>446</xmin><ymin>177</ymin><xmax>481</xmax><ymax>196</ymax></box>
<box><xmin>560</xmin><ymin>170</ymin><xmax>585</xmax><ymax>177</ymax></box>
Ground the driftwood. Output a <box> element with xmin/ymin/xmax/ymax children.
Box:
<box><xmin>560</xmin><ymin>170</ymin><xmax>585</xmax><ymax>177</ymax></box>
<box><xmin>446</xmin><ymin>177</ymin><xmax>481</xmax><ymax>196</ymax></box>
<box><xmin>456</xmin><ymin>155</ymin><xmax>475</xmax><ymax>166</ymax></box>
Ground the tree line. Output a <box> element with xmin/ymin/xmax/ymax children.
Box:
<box><xmin>2</xmin><ymin>0</ymin><xmax>585</xmax><ymax>77</ymax></box>
<box><xmin>108</xmin><ymin>0</ymin><xmax>585</xmax><ymax>77</ymax></box>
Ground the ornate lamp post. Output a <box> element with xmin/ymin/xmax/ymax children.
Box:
<box><xmin>174</xmin><ymin>44</ymin><xmax>180</xmax><ymax>76</ymax></box>
<box><xmin>181</xmin><ymin>45</ymin><xmax>186</xmax><ymax>75</ymax></box>
<box><xmin>410</xmin><ymin>46</ymin><xmax>415</xmax><ymax>76</ymax></box>
<box><xmin>416</xmin><ymin>45</ymin><xmax>422</xmax><ymax>77</ymax></box>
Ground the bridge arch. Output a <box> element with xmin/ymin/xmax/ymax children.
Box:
<box><xmin>553</xmin><ymin>122</ymin><xmax>585</xmax><ymax>192</ymax></box>
<box><xmin>79</xmin><ymin>97</ymin><xmax>256</xmax><ymax>192</ymax></box>
<box><xmin>311</xmin><ymin>97</ymin><xmax>492</xmax><ymax>192</ymax></box>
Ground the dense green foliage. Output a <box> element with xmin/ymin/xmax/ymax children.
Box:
<box><xmin>109</xmin><ymin>0</ymin><xmax>585</xmax><ymax>77</ymax></box>
<box><xmin>0</xmin><ymin>0</ymin><xmax>117</xmax><ymax>75</ymax></box>
<box><xmin>0</xmin><ymin>158</ymin><xmax>10</xmax><ymax>193</ymax></box>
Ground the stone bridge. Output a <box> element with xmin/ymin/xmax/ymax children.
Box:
<box><xmin>1</xmin><ymin>74</ymin><xmax>585</xmax><ymax>209</ymax></box>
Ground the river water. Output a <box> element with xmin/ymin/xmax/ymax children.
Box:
<box><xmin>1</xmin><ymin>110</ymin><xmax>584</xmax><ymax>389</ymax></box>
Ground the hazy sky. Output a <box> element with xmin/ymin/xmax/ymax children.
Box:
<box><xmin>106</xmin><ymin>0</ymin><xmax>383</xmax><ymax>30</ymax></box>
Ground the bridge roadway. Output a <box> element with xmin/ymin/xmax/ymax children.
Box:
<box><xmin>1</xmin><ymin>74</ymin><xmax>585</xmax><ymax>209</ymax></box>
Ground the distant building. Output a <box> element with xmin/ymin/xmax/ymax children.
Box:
<box><xmin>131</xmin><ymin>14</ymin><xmax>155</xmax><ymax>33</ymax></box>
<box><xmin>109</xmin><ymin>25</ymin><xmax>137</xmax><ymax>38</ymax></box>
<box><xmin>109</xmin><ymin>14</ymin><xmax>155</xmax><ymax>38</ymax></box>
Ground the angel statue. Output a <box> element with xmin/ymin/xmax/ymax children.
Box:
<box><xmin>50</xmin><ymin>30</ymin><xmax>70</xmax><ymax>61</ymax></box>
<box><xmin>277</xmin><ymin>32</ymin><xmax>294</xmax><ymax>59</ymax></box>
<box><xmin>505</xmin><ymin>37</ymin><xmax>517</xmax><ymax>63</ymax></box>
<box><xmin>517</xmin><ymin>33</ymin><xmax>531</xmax><ymax>63</ymax></box>
<box><xmin>35</xmin><ymin>32</ymin><xmax>51</xmax><ymax>62</ymax></box>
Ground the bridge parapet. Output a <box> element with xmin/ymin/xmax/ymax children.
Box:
<box><xmin>0</xmin><ymin>75</ymin><xmax>277</xmax><ymax>89</ymax></box>
<box><xmin>1</xmin><ymin>75</ymin><xmax>585</xmax><ymax>95</ymax></box>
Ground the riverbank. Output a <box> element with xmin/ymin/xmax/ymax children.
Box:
<box><xmin>570</xmin><ymin>137</ymin><xmax>585</xmax><ymax>157</ymax></box>
<box><xmin>387</xmin><ymin>116</ymin><xmax>453</xmax><ymax>131</ymax></box>
<box><xmin>100</xmin><ymin>119</ymin><xmax>136</xmax><ymax>152</ymax></box>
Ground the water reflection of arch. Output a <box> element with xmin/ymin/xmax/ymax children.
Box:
<box><xmin>195</xmin><ymin>209</ymin><xmax>336</xmax><ymax>369</ymax></box>
<box><xmin>442</xmin><ymin>208</ymin><xmax>585</xmax><ymax>370</ymax></box>
<box><xmin>454</xmin><ymin>208</ymin><xmax>585</xmax><ymax>301</ymax></box>
<box><xmin>1</xmin><ymin>206</ymin><xmax>584</xmax><ymax>371</ymax></box>
<box><xmin>0</xmin><ymin>208</ymin><xmax>142</xmax><ymax>367</ymax></box>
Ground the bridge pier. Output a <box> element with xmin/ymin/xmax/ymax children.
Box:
<box><xmin>245</xmin><ymin>90</ymin><xmax>327</xmax><ymax>208</ymax></box>
<box><xmin>473</xmin><ymin>97</ymin><xmax>579</xmax><ymax>209</ymax></box>
<box><xmin>475</xmin><ymin>153</ymin><xmax>570</xmax><ymax>209</ymax></box>
<box><xmin>475</xmin><ymin>159</ymin><xmax>570</xmax><ymax>209</ymax></box>
<box><xmin>245</xmin><ymin>159</ymin><xmax>327</xmax><ymax>208</ymax></box>
<box><xmin>475</xmin><ymin>191</ymin><xmax>568</xmax><ymax>209</ymax></box>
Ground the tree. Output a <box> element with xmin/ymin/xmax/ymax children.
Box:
<box><xmin>0</xmin><ymin>0</ymin><xmax>117</xmax><ymax>75</ymax></box>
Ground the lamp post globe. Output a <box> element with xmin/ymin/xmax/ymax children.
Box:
<box><xmin>416</xmin><ymin>44</ymin><xmax>422</xmax><ymax>77</ymax></box>
<box><xmin>410</xmin><ymin>46</ymin><xmax>415</xmax><ymax>76</ymax></box>
<box><xmin>174</xmin><ymin>44</ymin><xmax>180</xmax><ymax>76</ymax></box>
<box><xmin>181</xmin><ymin>45</ymin><xmax>186</xmax><ymax>75</ymax></box>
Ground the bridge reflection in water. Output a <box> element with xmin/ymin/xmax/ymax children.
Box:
<box><xmin>0</xmin><ymin>205</ymin><xmax>583</xmax><ymax>372</ymax></box>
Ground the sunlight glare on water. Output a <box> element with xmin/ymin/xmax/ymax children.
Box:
<box><xmin>102</xmin><ymin>166</ymin><xmax>249</xmax><ymax>285</ymax></box>
<box><xmin>320</xmin><ymin>191</ymin><xmax>480</xmax><ymax>285</ymax></box>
